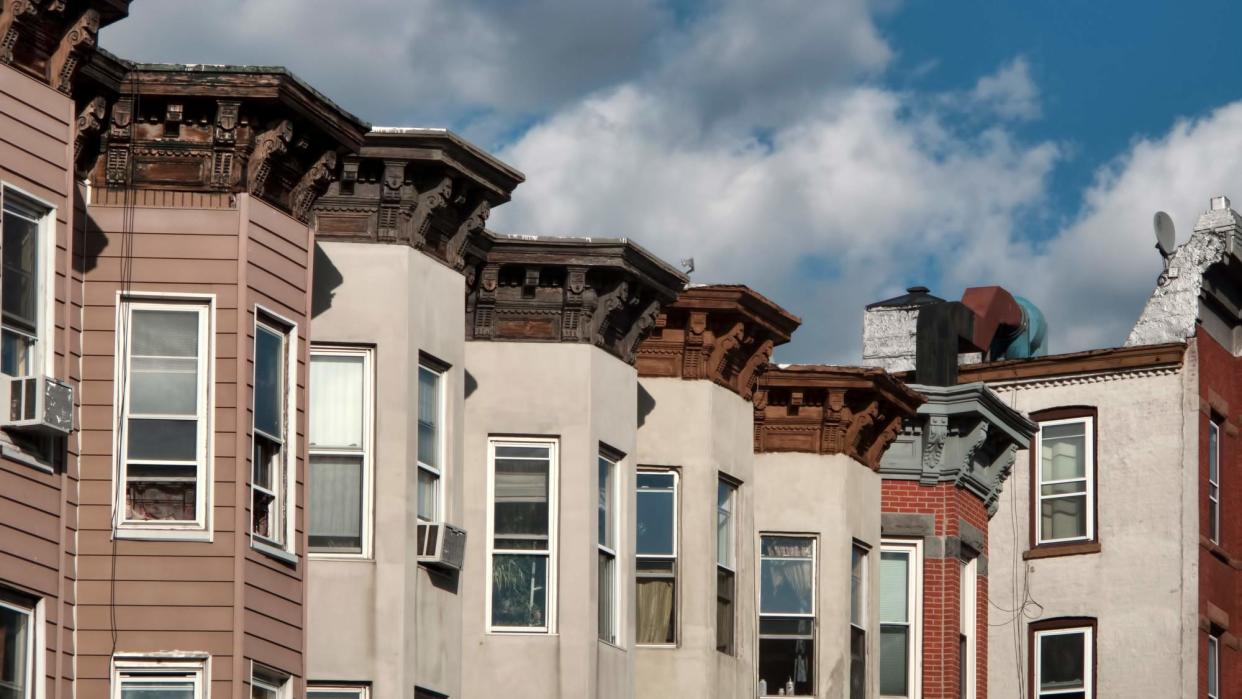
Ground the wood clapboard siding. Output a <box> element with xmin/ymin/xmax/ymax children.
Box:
<box><xmin>0</xmin><ymin>62</ymin><xmax>78</xmax><ymax>699</ymax></box>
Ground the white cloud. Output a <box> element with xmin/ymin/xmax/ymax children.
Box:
<box><xmin>965</xmin><ymin>57</ymin><xmax>1040</xmax><ymax>121</ymax></box>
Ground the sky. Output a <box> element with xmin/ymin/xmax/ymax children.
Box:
<box><xmin>102</xmin><ymin>0</ymin><xmax>1242</xmax><ymax>362</ymax></box>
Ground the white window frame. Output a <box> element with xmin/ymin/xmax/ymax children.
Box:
<box><xmin>850</xmin><ymin>542</ymin><xmax>869</xmax><ymax>699</ymax></box>
<box><xmin>308</xmin><ymin>685</ymin><xmax>370</xmax><ymax>699</ymax></box>
<box><xmin>758</xmin><ymin>533</ymin><xmax>818</xmax><ymax>698</ymax></box>
<box><xmin>416</xmin><ymin>359</ymin><xmax>446</xmax><ymax>523</ymax></box>
<box><xmin>1209</xmin><ymin>418</ymin><xmax>1221</xmax><ymax>544</ymax></box>
<box><xmin>0</xmin><ymin>588</ymin><xmax>41</xmax><ymax>699</ymax></box>
<box><xmin>0</xmin><ymin>184</ymin><xmax>55</xmax><ymax>381</ymax></box>
<box><xmin>1033</xmin><ymin>625</ymin><xmax>1094</xmax><ymax>698</ymax></box>
<box><xmin>597</xmin><ymin>448</ymin><xmax>620</xmax><ymax>646</ymax></box>
<box><xmin>1035</xmin><ymin>416</ymin><xmax>1095</xmax><ymax>545</ymax></box>
<box><xmin>717</xmin><ymin>476</ymin><xmax>737</xmax><ymax>655</ymax></box>
<box><xmin>879</xmin><ymin>539</ymin><xmax>922</xmax><ymax>699</ymax></box>
<box><xmin>250</xmin><ymin>662</ymin><xmax>291</xmax><ymax>699</ymax></box>
<box><xmin>486</xmin><ymin>436</ymin><xmax>558</xmax><ymax>634</ymax></box>
<box><xmin>112</xmin><ymin>294</ymin><xmax>215</xmax><ymax>540</ymax></box>
<box><xmin>250</xmin><ymin>306</ymin><xmax>298</xmax><ymax>557</ymax></box>
<box><xmin>308</xmin><ymin>345</ymin><xmax>373</xmax><ymax>559</ymax></box>
<box><xmin>1208</xmin><ymin>634</ymin><xmax>1220</xmax><ymax>699</ymax></box>
<box><xmin>636</xmin><ymin>467</ymin><xmax>678</xmax><ymax>647</ymax></box>
<box><xmin>111</xmin><ymin>654</ymin><xmax>209</xmax><ymax>699</ymax></box>
<box><xmin>960</xmin><ymin>556</ymin><xmax>977</xmax><ymax>699</ymax></box>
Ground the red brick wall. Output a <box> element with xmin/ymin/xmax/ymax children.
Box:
<box><xmin>1196</xmin><ymin>329</ymin><xmax>1242</xmax><ymax>697</ymax></box>
<box><xmin>882</xmin><ymin>479</ymin><xmax>990</xmax><ymax>699</ymax></box>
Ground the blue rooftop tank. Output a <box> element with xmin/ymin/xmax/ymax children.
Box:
<box><xmin>989</xmin><ymin>295</ymin><xmax>1047</xmax><ymax>359</ymax></box>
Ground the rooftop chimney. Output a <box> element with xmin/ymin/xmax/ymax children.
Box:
<box><xmin>1212</xmin><ymin>195</ymin><xmax>1232</xmax><ymax>211</ymax></box>
<box><xmin>862</xmin><ymin>286</ymin><xmax>944</xmax><ymax>372</ymax></box>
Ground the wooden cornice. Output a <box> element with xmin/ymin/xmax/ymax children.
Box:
<box><xmin>636</xmin><ymin>285</ymin><xmax>802</xmax><ymax>399</ymax></box>
<box><xmin>895</xmin><ymin>342</ymin><xmax>1186</xmax><ymax>384</ymax></box>
<box><xmin>754</xmin><ymin>365</ymin><xmax>925</xmax><ymax>469</ymax></box>
<box><xmin>466</xmin><ymin>233</ymin><xmax>687</xmax><ymax>365</ymax></box>
<box><xmin>0</xmin><ymin>0</ymin><xmax>129</xmax><ymax>96</ymax></box>
<box><xmin>314</xmin><ymin>128</ymin><xmax>524</xmax><ymax>270</ymax></box>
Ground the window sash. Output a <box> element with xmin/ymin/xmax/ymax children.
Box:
<box><xmin>1209</xmin><ymin>420</ymin><xmax>1221</xmax><ymax>543</ymax></box>
<box><xmin>880</xmin><ymin>540</ymin><xmax>921</xmax><ymax>699</ymax></box>
<box><xmin>112</xmin><ymin>658</ymin><xmax>206</xmax><ymax>699</ymax></box>
<box><xmin>251</xmin><ymin>314</ymin><xmax>295</xmax><ymax>550</ymax></box>
<box><xmin>1036</xmin><ymin>416</ymin><xmax>1095</xmax><ymax>545</ymax></box>
<box><xmin>1033</xmin><ymin>627</ymin><xmax>1092</xmax><ymax>698</ymax></box>
<box><xmin>488</xmin><ymin>438</ymin><xmax>557</xmax><ymax>633</ymax></box>
<box><xmin>718</xmin><ymin>478</ymin><xmax>736</xmax><ymax>570</ymax></box>
<box><xmin>308</xmin><ymin>686</ymin><xmax>369</xmax><ymax>699</ymax></box>
<box><xmin>598</xmin><ymin>452</ymin><xmax>618</xmax><ymax>644</ymax></box>
<box><xmin>1208</xmin><ymin>635</ymin><xmax>1220</xmax><ymax>699</ymax></box>
<box><xmin>0</xmin><ymin>187</ymin><xmax>46</xmax><ymax>379</ymax></box>
<box><xmin>637</xmin><ymin>468</ymin><xmax>678</xmax><ymax>647</ymax></box>
<box><xmin>417</xmin><ymin>363</ymin><xmax>444</xmax><ymax>474</ymax></box>
<box><xmin>0</xmin><ymin>597</ymin><xmax>34</xmax><ymax>699</ymax></box>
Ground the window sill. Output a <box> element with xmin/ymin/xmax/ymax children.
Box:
<box><xmin>0</xmin><ymin>442</ymin><xmax>54</xmax><ymax>474</ymax></box>
<box><xmin>1023</xmin><ymin>540</ymin><xmax>1101</xmax><ymax>560</ymax></box>
<box><xmin>1200</xmin><ymin>536</ymin><xmax>1242</xmax><ymax>569</ymax></box>
<box><xmin>636</xmin><ymin>643</ymin><xmax>679</xmax><ymax>650</ymax></box>
<box><xmin>485</xmin><ymin>629</ymin><xmax>556</xmax><ymax>636</ymax></box>
<box><xmin>598</xmin><ymin>639</ymin><xmax>626</xmax><ymax>652</ymax></box>
<box><xmin>252</xmin><ymin>538</ymin><xmax>298</xmax><ymax>567</ymax></box>
<box><xmin>115</xmin><ymin>527</ymin><xmax>212</xmax><ymax>542</ymax></box>
<box><xmin>309</xmin><ymin>552</ymin><xmax>372</xmax><ymax>562</ymax></box>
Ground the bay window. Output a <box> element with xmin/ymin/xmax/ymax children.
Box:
<box><xmin>758</xmin><ymin>535</ymin><xmax>815</xmax><ymax>697</ymax></box>
<box><xmin>309</xmin><ymin>346</ymin><xmax>371</xmax><ymax>555</ymax></box>
<box><xmin>488</xmin><ymin>438</ymin><xmax>556</xmax><ymax>632</ymax></box>
<box><xmin>417</xmin><ymin>359</ymin><xmax>446</xmax><ymax>522</ymax></box>
<box><xmin>252</xmin><ymin>312</ymin><xmax>295</xmax><ymax>552</ymax></box>
<box><xmin>1034</xmin><ymin>410</ymin><xmax>1096</xmax><ymax>546</ymax></box>
<box><xmin>1</xmin><ymin>187</ymin><xmax>47</xmax><ymax>378</ymax></box>
<box><xmin>636</xmin><ymin>468</ymin><xmax>677</xmax><ymax>645</ymax></box>
<box><xmin>1031</xmin><ymin>620</ymin><xmax>1094</xmax><ymax>699</ymax></box>
<box><xmin>880</xmin><ymin>540</ymin><xmax>921</xmax><ymax>698</ymax></box>
<box><xmin>115</xmin><ymin>298</ymin><xmax>211</xmax><ymax>533</ymax></box>
<box><xmin>0</xmin><ymin>589</ymin><xmax>35</xmax><ymax>699</ymax></box>
<box><xmin>598</xmin><ymin>449</ymin><xmax>618</xmax><ymax>644</ymax></box>
<box><xmin>717</xmin><ymin>477</ymin><xmax>737</xmax><ymax>654</ymax></box>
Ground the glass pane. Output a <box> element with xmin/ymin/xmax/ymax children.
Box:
<box><xmin>494</xmin><ymin>456</ymin><xmax>549</xmax><ymax>540</ymax></box>
<box><xmin>879</xmin><ymin>550</ymin><xmax>909</xmax><ymax>623</ymax></box>
<box><xmin>763</xmin><ymin>536</ymin><xmax>813</xmax><ymax>558</ymax></box>
<box><xmin>127</xmin><ymin>480</ymin><xmax>196</xmax><ymax>521</ymax></box>
<box><xmin>0</xmin><ymin>603</ymin><xmax>30</xmax><ymax>697</ymax></box>
<box><xmin>1041</xmin><ymin>421</ymin><xmax>1086</xmax><ymax>481</ymax></box>
<box><xmin>417</xmin><ymin>468</ymin><xmax>438</xmax><ymax>522</ymax></box>
<box><xmin>491</xmin><ymin>554</ymin><xmax>548</xmax><ymax>628</ymax></box>
<box><xmin>1</xmin><ymin>327</ymin><xmax>35</xmax><ymax>376</ymax></box>
<box><xmin>1210</xmin><ymin>422</ymin><xmax>1220</xmax><ymax>481</ymax></box>
<box><xmin>131</xmin><ymin>309</ymin><xmax>199</xmax><ymax>357</ymax></box>
<box><xmin>2</xmin><ymin>209</ymin><xmax>38</xmax><ymax>331</ymax></box>
<box><xmin>130</xmin><ymin>355</ymin><xmax>198</xmax><ymax>415</ymax></box>
<box><xmin>309</xmin><ymin>455</ymin><xmax>362</xmax><ymax>551</ymax></box>
<box><xmin>759</xmin><ymin>618</ymin><xmax>814</xmax><ymax>637</ymax></box>
<box><xmin>761</xmin><ymin>558</ymin><xmax>814</xmax><ymax>614</ymax></box>
<box><xmin>254</xmin><ymin>325</ymin><xmax>284</xmax><ymax>438</ymax></box>
<box><xmin>494</xmin><ymin>445</ymin><xmax>549</xmax><ymax>459</ymax></box>
<box><xmin>598</xmin><ymin>456</ymin><xmax>613</xmax><ymax>549</ymax></box>
<box><xmin>851</xmin><ymin>546</ymin><xmax>866</xmax><ymax>626</ymax></box>
<box><xmin>637</xmin><ymin>489</ymin><xmax>675</xmax><ymax>555</ymax></box>
<box><xmin>310</xmin><ymin>353</ymin><xmax>365</xmax><ymax>449</ymax></box>
<box><xmin>638</xmin><ymin>472</ymin><xmax>675</xmax><ymax>490</ymax></box>
<box><xmin>598</xmin><ymin>551</ymin><xmax>615</xmax><ymax>643</ymax></box>
<box><xmin>637</xmin><ymin>576</ymin><xmax>676</xmax><ymax>644</ymax></box>
<box><xmin>121</xmin><ymin>683</ymin><xmax>196</xmax><ymax>699</ymax></box>
<box><xmin>716</xmin><ymin>567</ymin><xmax>735</xmax><ymax>654</ymax></box>
<box><xmin>1209</xmin><ymin>638</ymin><xmax>1219</xmax><ymax>695</ymax></box>
<box><xmin>1041</xmin><ymin>481</ymin><xmax>1087</xmax><ymax>497</ymax></box>
<box><xmin>127</xmin><ymin>418</ymin><xmax>197</xmax><ymax>461</ymax></box>
<box><xmin>850</xmin><ymin>626</ymin><xmax>866</xmax><ymax>699</ymax></box>
<box><xmin>758</xmin><ymin>637</ymin><xmax>814</xmax><ymax>696</ymax></box>
<box><xmin>1039</xmin><ymin>631</ymin><xmax>1085</xmax><ymax>690</ymax></box>
<box><xmin>718</xmin><ymin>480</ymin><xmax>735</xmax><ymax>567</ymax></box>
<box><xmin>252</xmin><ymin>682</ymin><xmax>278</xmax><ymax>699</ymax></box>
<box><xmin>1041</xmin><ymin>494</ymin><xmax>1087</xmax><ymax>540</ymax></box>
<box><xmin>879</xmin><ymin>625</ymin><xmax>909</xmax><ymax>696</ymax></box>
<box><xmin>417</xmin><ymin>366</ymin><xmax>440</xmax><ymax>467</ymax></box>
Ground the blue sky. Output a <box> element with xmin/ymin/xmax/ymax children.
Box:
<box><xmin>103</xmin><ymin>1</ymin><xmax>1242</xmax><ymax>362</ymax></box>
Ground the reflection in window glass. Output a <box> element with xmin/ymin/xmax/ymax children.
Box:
<box><xmin>1037</xmin><ymin>417</ymin><xmax>1093</xmax><ymax>543</ymax></box>
<box><xmin>637</xmin><ymin>470</ymin><xmax>676</xmax><ymax>645</ymax></box>
<box><xmin>758</xmin><ymin>535</ymin><xmax>815</xmax><ymax>696</ymax></box>
<box><xmin>0</xmin><ymin>596</ymin><xmax>33</xmax><ymax>699</ymax></box>
<box><xmin>1034</xmin><ymin>626</ymin><xmax>1092</xmax><ymax>699</ymax></box>
<box><xmin>491</xmin><ymin>440</ymin><xmax>555</xmax><ymax>630</ymax></box>
<box><xmin>309</xmin><ymin>349</ymin><xmax>369</xmax><ymax>553</ymax></box>
<box><xmin>1</xmin><ymin>191</ymin><xmax>42</xmax><ymax>377</ymax></box>
<box><xmin>417</xmin><ymin>363</ymin><xmax>444</xmax><ymax>521</ymax></box>
<box><xmin>717</xmin><ymin>478</ymin><xmax>737</xmax><ymax>654</ymax></box>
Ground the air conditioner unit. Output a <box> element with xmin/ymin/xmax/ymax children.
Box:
<box><xmin>0</xmin><ymin>376</ymin><xmax>73</xmax><ymax>435</ymax></box>
<box><xmin>416</xmin><ymin>522</ymin><xmax>466</xmax><ymax>572</ymax></box>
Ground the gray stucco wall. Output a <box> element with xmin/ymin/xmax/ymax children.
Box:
<box><xmin>633</xmin><ymin>378</ymin><xmax>758</xmax><ymax>699</ymax></box>
<box><xmin>985</xmin><ymin>366</ymin><xmax>1197</xmax><ymax>698</ymax></box>
<box><xmin>460</xmin><ymin>341</ymin><xmax>638</xmax><ymax>699</ymax></box>
<box><xmin>306</xmin><ymin>242</ymin><xmax>467</xmax><ymax>699</ymax></box>
<box><xmin>753</xmin><ymin>452</ymin><xmax>883</xmax><ymax>698</ymax></box>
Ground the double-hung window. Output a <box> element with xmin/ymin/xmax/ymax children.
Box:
<box><xmin>251</xmin><ymin>664</ymin><xmax>290</xmax><ymax>699</ymax></box>
<box><xmin>417</xmin><ymin>360</ymin><xmax>446</xmax><ymax>522</ymax></box>
<box><xmin>112</xmin><ymin>656</ymin><xmax>207</xmax><ymax>699</ymax></box>
<box><xmin>960</xmin><ymin>556</ymin><xmax>977</xmax><ymax>699</ymax></box>
<box><xmin>758</xmin><ymin>535</ymin><xmax>815</xmax><ymax>697</ymax></box>
<box><xmin>0</xmin><ymin>187</ymin><xmax>47</xmax><ymax>378</ymax></box>
<box><xmin>880</xmin><ymin>540</ymin><xmax>921</xmax><ymax>698</ymax></box>
<box><xmin>1032</xmin><ymin>621</ymin><xmax>1094</xmax><ymax>699</ymax></box>
<box><xmin>116</xmin><ymin>298</ymin><xmax>211</xmax><ymax>532</ymax></box>
<box><xmin>308</xmin><ymin>686</ymin><xmax>369</xmax><ymax>699</ymax></box>
<box><xmin>252</xmin><ymin>313</ymin><xmax>295</xmax><ymax>552</ymax></box>
<box><xmin>717</xmin><ymin>477</ymin><xmax>737</xmax><ymax>654</ymax></box>
<box><xmin>850</xmin><ymin>544</ymin><xmax>868</xmax><ymax>699</ymax></box>
<box><xmin>1208</xmin><ymin>633</ymin><xmax>1220</xmax><ymax>699</ymax></box>
<box><xmin>1035</xmin><ymin>412</ymin><xmax>1095</xmax><ymax>545</ymax></box>
<box><xmin>1209</xmin><ymin>418</ymin><xmax>1221</xmax><ymax>544</ymax></box>
<box><xmin>309</xmin><ymin>346</ymin><xmax>371</xmax><ymax>555</ymax></box>
<box><xmin>636</xmin><ymin>468</ymin><xmax>677</xmax><ymax>645</ymax></box>
<box><xmin>598</xmin><ymin>449</ymin><xmax>618</xmax><ymax>644</ymax></box>
<box><xmin>0</xmin><ymin>589</ymin><xmax>36</xmax><ymax>699</ymax></box>
<box><xmin>489</xmin><ymin>438</ymin><xmax>557</xmax><ymax>632</ymax></box>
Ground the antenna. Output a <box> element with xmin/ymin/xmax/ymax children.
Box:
<box><xmin>1153</xmin><ymin>211</ymin><xmax>1176</xmax><ymax>260</ymax></box>
<box><xmin>679</xmin><ymin>257</ymin><xmax>695</xmax><ymax>275</ymax></box>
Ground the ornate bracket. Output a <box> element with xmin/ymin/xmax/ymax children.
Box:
<box><xmin>48</xmin><ymin>8</ymin><xmax>99</xmax><ymax>94</ymax></box>
<box><xmin>446</xmin><ymin>199</ymin><xmax>489</xmax><ymax>269</ymax></box>
<box><xmin>247</xmin><ymin>119</ymin><xmax>293</xmax><ymax>197</ymax></box>
<box><xmin>408</xmin><ymin>177</ymin><xmax>453</xmax><ymax>249</ymax></box>
<box><xmin>73</xmin><ymin>95</ymin><xmax>106</xmax><ymax>178</ymax></box>
<box><xmin>289</xmin><ymin>151</ymin><xmax>338</xmax><ymax>222</ymax></box>
<box><xmin>0</xmin><ymin>0</ymin><xmax>38</xmax><ymax>65</ymax></box>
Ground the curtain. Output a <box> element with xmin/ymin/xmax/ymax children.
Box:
<box><xmin>309</xmin><ymin>455</ymin><xmax>362</xmax><ymax>540</ymax></box>
<box><xmin>878</xmin><ymin>551</ymin><xmax>909</xmax><ymax>623</ymax></box>
<box><xmin>637</xmin><ymin>578</ymin><xmax>675</xmax><ymax>644</ymax></box>
<box><xmin>310</xmin><ymin>354</ymin><xmax>364</xmax><ymax>449</ymax></box>
<box><xmin>417</xmin><ymin>367</ymin><xmax>439</xmax><ymax>466</ymax></box>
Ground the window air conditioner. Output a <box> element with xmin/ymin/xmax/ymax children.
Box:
<box><xmin>416</xmin><ymin>522</ymin><xmax>466</xmax><ymax>571</ymax></box>
<box><xmin>0</xmin><ymin>376</ymin><xmax>73</xmax><ymax>435</ymax></box>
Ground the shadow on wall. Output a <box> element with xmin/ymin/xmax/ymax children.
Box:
<box><xmin>637</xmin><ymin>382</ymin><xmax>656</xmax><ymax>429</ymax></box>
<box><xmin>312</xmin><ymin>243</ymin><xmax>344</xmax><ymax>318</ymax></box>
<box><xmin>464</xmin><ymin>369</ymin><xmax>478</xmax><ymax>399</ymax></box>
<box><xmin>71</xmin><ymin>187</ymin><xmax>108</xmax><ymax>275</ymax></box>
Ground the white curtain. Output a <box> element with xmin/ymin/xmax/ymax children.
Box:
<box><xmin>637</xmin><ymin>578</ymin><xmax>675</xmax><ymax>644</ymax></box>
<box><xmin>310</xmin><ymin>355</ymin><xmax>364</xmax><ymax>449</ymax></box>
<box><xmin>878</xmin><ymin>551</ymin><xmax>909</xmax><ymax>624</ymax></box>
<box><xmin>309</xmin><ymin>455</ymin><xmax>362</xmax><ymax>539</ymax></box>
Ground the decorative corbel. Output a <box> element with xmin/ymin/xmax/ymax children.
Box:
<box><xmin>683</xmin><ymin>311</ymin><xmax>708</xmax><ymax>379</ymax></box>
<box><xmin>211</xmin><ymin>101</ymin><xmax>240</xmax><ymax>189</ymax></box>
<box><xmin>585</xmin><ymin>278</ymin><xmax>630</xmax><ymax>345</ymax></box>
<box><xmin>289</xmin><ymin>151</ymin><xmax>338</xmax><ymax>222</ymax></box>
<box><xmin>72</xmin><ymin>95</ymin><xmax>106</xmax><ymax>178</ymax></box>
<box><xmin>561</xmin><ymin>266</ymin><xmax>587</xmax><ymax>341</ymax></box>
<box><xmin>247</xmin><ymin>119</ymin><xmax>293</xmax><ymax>196</ymax></box>
<box><xmin>472</xmin><ymin>263</ymin><xmax>500</xmax><ymax>338</ymax></box>
<box><xmin>377</xmin><ymin>160</ymin><xmax>406</xmax><ymax>241</ymax></box>
<box><xmin>446</xmin><ymin>199</ymin><xmax>490</xmax><ymax>269</ymax></box>
<box><xmin>43</xmin><ymin>1</ymin><xmax>66</xmax><ymax>13</ymax></box>
<box><xmin>920</xmin><ymin>414</ymin><xmax>949</xmax><ymax>484</ymax></box>
<box><xmin>104</xmin><ymin>96</ymin><xmax>133</xmax><ymax>185</ymax></box>
<box><xmin>408</xmin><ymin>177</ymin><xmax>453</xmax><ymax>249</ymax></box>
<box><xmin>0</xmin><ymin>0</ymin><xmax>38</xmax><ymax>65</ymax></box>
<box><xmin>987</xmin><ymin>444</ymin><xmax>1020</xmax><ymax>515</ymax></box>
<box><xmin>736</xmin><ymin>338</ymin><xmax>774</xmax><ymax>400</ymax></box>
<box><xmin>48</xmin><ymin>8</ymin><xmax>99</xmax><ymax>94</ymax></box>
<box><xmin>706</xmin><ymin>322</ymin><xmax>745</xmax><ymax>384</ymax></box>
<box><xmin>864</xmin><ymin>415</ymin><xmax>905</xmax><ymax>469</ymax></box>
<box><xmin>619</xmin><ymin>298</ymin><xmax>662</xmax><ymax>363</ymax></box>
<box><xmin>843</xmin><ymin>400</ymin><xmax>879</xmax><ymax>462</ymax></box>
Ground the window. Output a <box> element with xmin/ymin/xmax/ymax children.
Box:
<box><xmin>1209</xmin><ymin>418</ymin><xmax>1221</xmax><ymax>544</ymax></box>
<box><xmin>488</xmin><ymin>438</ymin><xmax>557</xmax><ymax>632</ymax></box>
<box><xmin>112</xmin><ymin>656</ymin><xmax>206</xmax><ymax>699</ymax></box>
<box><xmin>637</xmin><ymin>468</ymin><xmax>677</xmax><ymax>645</ymax></box>
<box><xmin>1031</xmin><ymin>621</ymin><xmax>1094</xmax><ymax>699</ymax></box>
<box><xmin>115</xmin><ymin>298</ymin><xmax>211</xmax><ymax>532</ymax></box>
<box><xmin>851</xmin><ymin>544</ymin><xmax>868</xmax><ymax>699</ymax></box>
<box><xmin>1034</xmin><ymin>411</ymin><xmax>1096</xmax><ymax>545</ymax></box>
<box><xmin>251</xmin><ymin>313</ymin><xmax>295</xmax><ymax>551</ymax></box>
<box><xmin>309</xmin><ymin>347</ymin><xmax>371</xmax><ymax>555</ymax></box>
<box><xmin>598</xmin><ymin>449</ymin><xmax>619</xmax><ymax>644</ymax></box>
<box><xmin>0</xmin><ymin>590</ymin><xmax>36</xmax><ymax>699</ymax></box>
<box><xmin>308</xmin><ymin>686</ymin><xmax>368</xmax><ymax>699</ymax></box>
<box><xmin>417</xmin><ymin>359</ymin><xmax>446</xmax><ymax>522</ymax></box>
<box><xmin>880</xmin><ymin>540</ymin><xmax>921</xmax><ymax>698</ymax></box>
<box><xmin>250</xmin><ymin>665</ymin><xmax>289</xmax><ymax>699</ymax></box>
<box><xmin>960</xmin><ymin>556</ymin><xmax>977</xmax><ymax>699</ymax></box>
<box><xmin>1208</xmin><ymin>634</ymin><xmax>1220</xmax><ymax>699</ymax></box>
<box><xmin>717</xmin><ymin>477</ymin><xmax>737</xmax><ymax>655</ymax></box>
<box><xmin>758</xmin><ymin>535</ymin><xmax>815</xmax><ymax>697</ymax></box>
<box><xmin>0</xmin><ymin>188</ymin><xmax>48</xmax><ymax>378</ymax></box>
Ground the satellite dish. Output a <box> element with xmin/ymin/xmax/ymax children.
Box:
<box><xmin>1153</xmin><ymin>211</ymin><xmax>1176</xmax><ymax>258</ymax></box>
